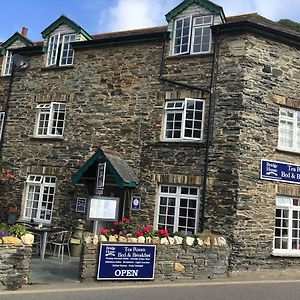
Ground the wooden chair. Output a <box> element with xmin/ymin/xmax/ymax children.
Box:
<box><xmin>50</xmin><ymin>230</ymin><xmax>72</xmax><ymax>262</ymax></box>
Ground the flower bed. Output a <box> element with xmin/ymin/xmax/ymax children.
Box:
<box><xmin>80</xmin><ymin>218</ymin><xmax>229</xmax><ymax>281</ymax></box>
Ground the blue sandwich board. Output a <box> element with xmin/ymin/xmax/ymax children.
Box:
<box><xmin>97</xmin><ymin>244</ymin><xmax>156</xmax><ymax>280</ymax></box>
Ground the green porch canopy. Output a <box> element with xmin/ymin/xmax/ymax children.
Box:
<box><xmin>71</xmin><ymin>147</ymin><xmax>138</xmax><ymax>188</ymax></box>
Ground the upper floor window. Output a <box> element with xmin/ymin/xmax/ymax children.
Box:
<box><xmin>0</xmin><ymin>112</ymin><xmax>5</xmax><ymax>141</ymax></box>
<box><xmin>1</xmin><ymin>50</ymin><xmax>13</xmax><ymax>76</ymax></box>
<box><xmin>278</xmin><ymin>107</ymin><xmax>300</xmax><ymax>152</ymax></box>
<box><xmin>163</xmin><ymin>98</ymin><xmax>205</xmax><ymax>141</ymax></box>
<box><xmin>156</xmin><ymin>184</ymin><xmax>199</xmax><ymax>234</ymax></box>
<box><xmin>46</xmin><ymin>33</ymin><xmax>76</xmax><ymax>67</ymax></box>
<box><xmin>23</xmin><ymin>174</ymin><xmax>56</xmax><ymax>223</ymax></box>
<box><xmin>173</xmin><ymin>15</ymin><xmax>213</xmax><ymax>55</ymax></box>
<box><xmin>35</xmin><ymin>102</ymin><xmax>66</xmax><ymax>137</ymax></box>
<box><xmin>274</xmin><ymin>196</ymin><xmax>300</xmax><ymax>255</ymax></box>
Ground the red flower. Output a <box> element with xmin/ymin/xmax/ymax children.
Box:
<box><xmin>143</xmin><ymin>225</ymin><xmax>152</xmax><ymax>233</ymax></box>
<box><xmin>123</xmin><ymin>218</ymin><xmax>131</xmax><ymax>224</ymax></box>
<box><xmin>158</xmin><ymin>229</ymin><xmax>169</xmax><ymax>237</ymax></box>
<box><xmin>98</xmin><ymin>227</ymin><xmax>109</xmax><ymax>234</ymax></box>
<box><xmin>135</xmin><ymin>230</ymin><xmax>144</xmax><ymax>237</ymax></box>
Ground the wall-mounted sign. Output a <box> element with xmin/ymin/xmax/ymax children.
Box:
<box><xmin>87</xmin><ymin>196</ymin><xmax>119</xmax><ymax>221</ymax></box>
<box><xmin>76</xmin><ymin>197</ymin><xmax>86</xmax><ymax>213</ymax></box>
<box><xmin>261</xmin><ymin>159</ymin><xmax>300</xmax><ymax>185</ymax></box>
<box><xmin>96</xmin><ymin>162</ymin><xmax>106</xmax><ymax>196</ymax></box>
<box><xmin>97</xmin><ymin>244</ymin><xmax>156</xmax><ymax>280</ymax></box>
<box><xmin>131</xmin><ymin>195</ymin><xmax>141</xmax><ymax>211</ymax></box>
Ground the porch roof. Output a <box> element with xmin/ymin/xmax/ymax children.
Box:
<box><xmin>71</xmin><ymin>147</ymin><xmax>138</xmax><ymax>188</ymax></box>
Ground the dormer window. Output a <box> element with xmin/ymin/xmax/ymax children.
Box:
<box><xmin>1</xmin><ymin>50</ymin><xmax>13</xmax><ymax>76</ymax></box>
<box><xmin>173</xmin><ymin>15</ymin><xmax>213</xmax><ymax>55</ymax></box>
<box><xmin>46</xmin><ymin>33</ymin><xmax>76</xmax><ymax>67</ymax></box>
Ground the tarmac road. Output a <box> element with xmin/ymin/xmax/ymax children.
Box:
<box><xmin>2</xmin><ymin>279</ymin><xmax>300</xmax><ymax>300</ymax></box>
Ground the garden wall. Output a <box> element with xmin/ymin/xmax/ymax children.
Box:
<box><xmin>80</xmin><ymin>242</ymin><xmax>230</xmax><ymax>281</ymax></box>
<box><xmin>0</xmin><ymin>244</ymin><xmax>32</xmax><ymax>290</ymax></box>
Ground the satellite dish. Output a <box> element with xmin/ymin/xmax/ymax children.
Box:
<box><xmin>12</xmin><ymin>54</ymin><xmax>28</xmax><ymax>69</ymax></box>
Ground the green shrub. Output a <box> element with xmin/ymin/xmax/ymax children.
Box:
<box><xmin>9</xmin><ymin>224</ymin><xmax>28</xmax><ymax>238</ymax></box>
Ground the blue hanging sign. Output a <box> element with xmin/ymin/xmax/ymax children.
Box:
<box><xmin>97</xmin><ymin>244</ymin><xmax>156</xmax><ymax>280</ymax></box>
<box><xmin>261</xmin><ymin>159</ymin><xmax>300</xmax><ymax>185</ymax></box>
<box><xmin>131</xmin><ymin>195</ymin><xmax>141</xmax><ymax>211</ymax></box>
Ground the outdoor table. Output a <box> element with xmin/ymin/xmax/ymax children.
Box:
<box><xmin>29</xmin><ymin>226</ymin><xmax>53</xmax><ymax>260</ymax></box>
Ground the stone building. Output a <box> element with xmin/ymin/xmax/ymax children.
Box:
<box><xmin>0</xmin><ymin>0</ymin><xmax>300</xmax><ymax>271</ymax></box>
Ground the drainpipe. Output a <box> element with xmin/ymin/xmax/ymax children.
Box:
<box><xmin>159</xmin><ymin>30</ymin><xmax>220</xmax><ymax>232</ymax></box>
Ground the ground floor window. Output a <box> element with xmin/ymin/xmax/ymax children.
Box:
<box><xmin>274</xmin><ymin>196</ymin><xmax>300</xmax><ymax>255</ymax></box>
<box><xmin>156</xmin><ymin>184</ymin><xmax>199</xmax><ymax>234</ymax></box>
<box><xmin>23</xmin><ymin>175</ymin><xmax>56</xmax><ymax>223</ymax></box>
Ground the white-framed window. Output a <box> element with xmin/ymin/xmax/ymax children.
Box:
<box><xmin>23</xmin><ymin>175</ymin><xmax>56</xmax><ymax>223</ymax></box>
<box><xmin>278</xmin><ymin>107</ymin><xmax>300</xmax><ymax>152</ymax></box>
<box><xmin>46</xmin><ymin>33</ymin><xmax>76</xmax><ymax>67</ymax></box>
<box><xmin>274</xmin><ymin>196</ymin><xmax>300</xmax><ymax>256</ymax></box>
<box><xmin>163</xmin><ymin>98</ymin><xmax>205</xmax><ymax>141</ymax></box>
<box><xmin>35</xmin><ymin>102</ymin><xmax>66</xmax><ymax>137</ymax></box>
<box><xmin>1</xmin><ymin>50</ymin><xmax>13</xmax><ymax>76</ymax></box>
<box><xmin>0</xmin><ymin>112</ymin><xmax>4</xmax><ymax>141</ymax></box>
<box><xmin>173</xmin><ymin>15</ymin><xmax>213</xmax><ymax>55</ymax></box>
<box><xmin>156</xmin><ymin>184</ymin><xmax>199</xmax><ymax>234</ymax></box>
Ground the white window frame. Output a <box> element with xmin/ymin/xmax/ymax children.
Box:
<box><xmin>172</xmin><ymin>15</ymin><xmax>213</xmax><ymax>56</ymax></box>
<box><xmin>172</xmin><ymin>17</ymin><xmax>192</xmax><ymax>55</ymax></box>
<box><xmin>1</xmin><ymin>50</ymin><xmax>13</xmax><ymax>76</ymax></box>
<box><xmin>23</xmin><ymin>175</ymin><xmax>56</xmax><ymax>224</ymax></box>
<box><xmin>0</xmin><ymin>112</ymin><xmax>4</xmax><ymax>141</ymax></box>
<box><xmin>278</xmin><ymin>107</ymin><xmax>300</xmax><ymax>153</ymax></box>
<box><xmin>155</xmin><ymin>184</ymin><xmax>199</xmax><ymax>234</ymax></box>
<box><xmin>273</xmin><ymin>196</ymin><xmax>300</xmax><ymax>257</ymax></box>
<box><xmin>46</xmin><ymin>33</ymin><xmax>60</xmax><ymax>67</ymax></box>
<box><xmin>163</xmin><ymin>98</ymin><xmax>205</xmax><ymax>141</ymax></box>
<box><xmin>35</xmin><ymin>102</ymin><xmax>66</xmax><ymax>138</ymax></box>
<box><xmin>59</xmin><ymin>34</ymin><xmax>76</xmax><ymax>66</ymax></box>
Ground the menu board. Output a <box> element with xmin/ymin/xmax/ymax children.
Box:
<box><xmin>87</xmin><ymin>196</ymin><xmax>119</xmax><ymax>221</ymax></box>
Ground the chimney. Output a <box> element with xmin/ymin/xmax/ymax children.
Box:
<box><xmin>21</xmin><ymin>26</ymin><xmax>28</xmax><ymax>37</ymax></box>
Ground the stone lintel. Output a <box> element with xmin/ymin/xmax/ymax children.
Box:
<box><xmin>151</xmin><ymin>173</ymin><xmax>202</xmax><ymax>185</ymax></box>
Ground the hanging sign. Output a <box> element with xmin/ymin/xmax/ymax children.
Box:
<box><xmin>97</xmin><ymin>244</ymin><xmax>156</xmax><ymax>280</ymax></box>
<box><xmin>131</xmin><ymin>195</ymin><xmax>141</xmax><ymax>211</ymax></box>
<box><xmin>261</xmin><ymin>159</ymin><xmax>300</xmax><ymax>185</ymax></box>
<box><xmin>96</xmin><ymin>162</ymin><xmax>106</xmax><ymax>195</ymax></box>
<box><xmin>76</xmin><ymin>197</ymin><xmax>86</xmax><ymax>213</ymax></box>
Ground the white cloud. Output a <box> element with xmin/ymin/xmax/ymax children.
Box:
<box><xmin>96</xmin><ymin>0</ymin><xmax>300</xmax><ymax>33</ymax></box>
<box><xmin>98</xmin><ymin>0</ymin><xmax>178</xmax><ymax>33</ymax></box>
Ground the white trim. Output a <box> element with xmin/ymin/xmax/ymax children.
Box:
<box><xmin>172</xmin><ymin>16</ymin><xmax>192</xmax><ymax>56</ymax></box>
<box><xmin>1</xmin><ymin>50</ymin><xmax>13</xmax><ymax>76</ymax></box>
<box><xmin>46</xmin><ymin>33</ymin><xmax>60</xmax><ymax>67</ymax></box>
<box><xmin>23</xmin><ymin>174</ymin><xmax>56</xmax><ymax>224</ymax></box>
<box><xmin>155</xmin><ymin>184</ymin><xmax>199</xmax><ymax>234</ymax></box>
<box><xmin>59</xmin><ymin>34</ymin><xmax>76</xmax><ymax>66</ymax></box>
<box><xmin>163</xmin><ymin>98</ymin><xmax>205</xmax><ymax>142</ymax></box>
<box><xmin>0</xmin><ymin>112</ymin><xmax>5</xmax><ymax>141</ymax></box>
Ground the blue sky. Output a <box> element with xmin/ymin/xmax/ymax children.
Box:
<box><xmin>1</xmin><ymin>0</ymin><xmax>300</xmax><ymax>42</ymax></box>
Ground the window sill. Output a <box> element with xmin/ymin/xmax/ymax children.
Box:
<box><xmin>168</xmin><ymin>52</ymin><xmax>213</xmax><ymax>60</ymax></box>
<box><xmin>41</xmin><ymin>65</ymin><xmax>74</xmax><ymax>71</ymax></box>
<box><xmin>29</xmin><ymin>135</ymin><xmax>64</xmax><ymax>141</ymax></box>
<box><xmin>272</xmin><ymin>251</ymin><xmax>300</xmax><ymax>257</ymax></box>
<box><xmin>276</xmin><ymin>147</ymin><xmax>300</xmax><ymax>155</ymax></box>
<box><xmin>154</xmin><ymin>140</ymin><xmax>205</xmax><ymax>147</ymax></box>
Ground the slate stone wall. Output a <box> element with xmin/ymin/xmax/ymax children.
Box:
<box><xmin>0</xmin><ymin>244</ymin><xmax>32</xmax><ymax>290</ymax></box>
<box><xmin>80</xmin><ymin>242</ymin><xmax>229</xmax><ymax>281</ymax></box>
<box><xmin>211</xmin><ymin>33</ymin><xmax>300</xmax><ymax>271</ymax></box>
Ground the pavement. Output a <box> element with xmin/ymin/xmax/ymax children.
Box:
<box><xmin>5</xmin><ymin>253</ymin><xmax>300</xmax><ymax>295</ymax></box>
